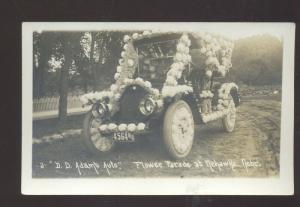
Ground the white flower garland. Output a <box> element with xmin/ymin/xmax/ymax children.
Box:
<box><xmin>201</xmin><ymin>82</ymin><xmax>238</xmax><ymax>123</ymax></box>
<box><xmin>80</xmin><ymin>91</ymin><xmax>114</xmax><ymax>105</ymax></box>
<box><xmin>218</xmin><ymin>83</ymin><xmax>238</xmax><ymax>99</ymax></box>
<box><xmin>164</xmin><ymin>34</ymin><xmax>191</xmax><ymax>87</ymax></box>
<box><xmin>201</xmin><ymin>109</ymin><xmax>229</xmax><ymax>123</ymax></box>
<box><xmin>161</xmin><ymin>33</ymin><xmax>233</xmax><ymax>97</ymax></box>
<box><xmin>81</xmin><ymin>78</ymin><xmax>161</xmax><ymax>116</ymax></box>
<box><xmin>108</xmin><ymin>77</ymin><xmax>162</xmax><ymax>115</ymax></box>
<box><xmin>199</xmin><ymin>90</ymin><xmax>214</xmax><ymax>98</ymax></box>
<box><xmin>121</xmin><ymin>78</ymin><xmax>160</xmax><ymax>97</ymax></box>
<box><xmin>162</xmin><ymin>85</ymin><xmax>193</xmax><ymax>98</ymax></box>
<box><xmin>216</xmin><ymin>82</ymin><xmax>238</xmax><ymax>110</ymax></box>
<box><xmin>99</xmin><ymin>122</ymin><xmax>146</xmax><ymax>133</ymax></box>
<box><xmin>161</xmin><ymin>34</ymin><xmax>194</xmax><ymax>97</ymax></box>
<box><xmin>192</xmin><ymin>32</ymin><xmax>234</xmax><ymax>78</ymax></box>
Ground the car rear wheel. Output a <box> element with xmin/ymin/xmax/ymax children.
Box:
<box><xmin>83</xmin><ymin>111</ymin><xmax>115</xmax><ymax>154</ymax></box>
<box><xmin>163</xmin><ymin>100</ymin><xmax>195</xmax><ymax>159</ymax></box>
<box><xmin>222</xmin><ymin>95</ymin><xmax>236</xmax><ymax>132</ymax></box>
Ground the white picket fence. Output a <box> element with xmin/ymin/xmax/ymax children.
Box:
<box><xmin>33</xmin><ymin>95</ymin><xmax>91</xmax><ymax>121</ymax></box>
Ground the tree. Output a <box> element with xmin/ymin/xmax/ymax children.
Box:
<box><xmin>57</xmin><ymin>32</ymin><xmax>82</xmax><ymax>127</ymax></box>
<box><xmin>33</xmin><ymin>32</ymin><xmax>57</xmax><ymax>97</ymax></box>
<box><xmin>231</xmin><ymin>34</ymin><xmax>283</xmax><ymax>85</ymax></box>
<box><xmin>33</xmin><ymin>31</ymin><xmax>128</xmax><ymax>127</ymax></box>
<box><xmin>89</xmin><ymin>32</ymin><xmax>98</xmax><ymax>91</ymax></box>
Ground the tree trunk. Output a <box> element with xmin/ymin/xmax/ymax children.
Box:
<box><xmin>90</xmin><ymin>32</ymin><xmax>98</xmax><ymax>92</ymax></box>
<box><xmin>36</xmin><ymin>57</ymin><xmax>47</xmax><ymax>98</ymax></box>
<box><xmin>83</xmin><ymin>74</ymin><xmax>88</xmax><ymax>93</ymax></box>
<box><xmin>58</xmin><ymin>38</ymin><xmax>72</xmax><ymax>128</ymax></box>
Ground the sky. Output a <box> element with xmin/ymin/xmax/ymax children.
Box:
<box><xmin>171</xmin><ymin>23</ymin><xmax>285</xmax><ymax>40</ymax></box>
<box><xmin>204</xmin><ymin>27</ymin><xmax>283</xmax><ymax>40</ymax></box>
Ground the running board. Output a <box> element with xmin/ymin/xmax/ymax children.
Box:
<box><xmin>201</xmin><ymin>109</ymin><xmax>230</xmax><ymax>123</ymax></box>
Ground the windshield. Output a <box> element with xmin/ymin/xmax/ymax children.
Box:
<box><xmin>135</xmin><ymin>39</ymin><xmax>178</xmax><ymax>88</ymax></box>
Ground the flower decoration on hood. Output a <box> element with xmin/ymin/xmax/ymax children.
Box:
<box><xmin>80</xmin><ymin>30</ymin><xmax>234</xmax><ymax>119</ymax></box>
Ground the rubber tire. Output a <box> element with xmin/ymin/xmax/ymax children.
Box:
<box><xmin>222</xmin><ymin>95</ymin><xmax>236</xmax><ymax>133</ymax></box>
<box><xmin>163</xmin><ymin>100</ymin><xmax>195</xmax><ymax>159</ymax></box>
<box><xmin>83</xmin><ymin>111</ymin><xmax>114</xmax><ymax>155</ymax></box>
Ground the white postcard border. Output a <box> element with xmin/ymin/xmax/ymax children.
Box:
<box><xmin>22</xmin><ymin>22</ymin><xmax>294</xmax><ymax>195</ymax></box>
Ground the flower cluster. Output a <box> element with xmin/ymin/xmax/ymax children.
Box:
<box><xmin>109</xmin><ymin>77</ymin><xmax>163</xmax><ymax>114</ymax></box>
<box><xmin>99</xmin><ymin>122</ymin><xmax>146</xmax><ymax>133</ymax></box>
<box><xmin>199</xmin><ymin>90</ymin><xmax>214</xmax><ymax>98</ymax></box>
<box><xmin>114</xmin><ymin>40</ymin><xmax>138</xmax><ymax>83</ymax></box>
<box><xmin>218</xmin><ymin>83</ymin><xmax>238</xmax><ymax>99</ymax></box>
<box><xmin>201</xmin><ymin>83</ymin><xmax>237</xmax><ymax>123</ymax></box>
<box><xmin>216</xmin><ymin>83</ymin><xmax>238</xmax><ymax>110</ymax></box>
<box><xmin>161</xmin><ymin>34</ymin><xmax>194</xmax><ymax>98</ymax></box>
<box><xmin>201</xmin><ymin>109</ymin><xmax>229</xmax><ymax>123</ymax></box>
<box><xmin>165</xmin><ymin>34</ymin><xmax>192</xmax><ymax>87</ymax></box>
<box><xmin>125</xmin><ymin>30</ymin><xmax>170</xmax><ymax>42</ymax></box>
<box><xmin>124</xmin><ymin>78</ymin><xmax>160</xmax><ymax>97</ymax></box>
<box><xmin>162</xmin><ymin>85</ymin><xmax>193</xmax><ymax>98</ymax></box>
<box><xmin>192</xmin><ymin>32</ymin><xmax>234</xmax><ymax>78</ymax></box>
<box><xmin>80</xmin><ymin>91</ymin><xmax>114</xmax><ymax>105</ymax></box>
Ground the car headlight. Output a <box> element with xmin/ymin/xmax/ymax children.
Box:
<box><xmin>139</xmin><ymin>96</ymin><xmax>156</xmax><ymax>116</ymax></box>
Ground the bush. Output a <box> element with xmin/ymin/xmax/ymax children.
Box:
<box><xmin>231</xmin><ymin>34</ymin><xmax>283</xmax><ymax>85</ymax></box>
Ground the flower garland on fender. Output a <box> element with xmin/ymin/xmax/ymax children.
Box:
<box><xmin>216</xmin><ymin>82</ymin><xmax>238</xmax><ymax>110</ymax></box>
<box><xmin>201</xmin><ymin>83</ymin><xmax>238</xmax><ymax>123</ymax></box>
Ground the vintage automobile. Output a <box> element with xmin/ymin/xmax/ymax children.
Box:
<box><xmin>80</xmin><ymin>31</ymin><xmax>240</xmax><ymax>159</ymax></box>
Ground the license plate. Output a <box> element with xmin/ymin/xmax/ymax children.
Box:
<box><xmin>113</xmin><ymin>131</ymin><xmax>135</xmax><ymax>142</ymax></box>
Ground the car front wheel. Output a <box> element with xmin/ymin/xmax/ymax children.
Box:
<box><xmin>163</xmin><ymin>100</ymin><xmax>195</xmax><ymax>159</ymax></box>
<box><xmin>83</xmin><ymin>111</ymin><xmax>115</xmax><ymax>154</ymax></box>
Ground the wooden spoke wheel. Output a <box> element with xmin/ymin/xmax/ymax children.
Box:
<box><xmin>83</xmin><ymin>111</ymin><xmax>115</xmax><ymax>154</ymax></box>
<box><xmin>163</xmin><ymin>100</ymin><xmax>195</xmax><ymax>159</ymax></box>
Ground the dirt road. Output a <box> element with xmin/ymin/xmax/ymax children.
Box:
<box><xmin>32</xmin><ymin>96</ymin><xmax>281</xmax><ymax>178</ymax></box>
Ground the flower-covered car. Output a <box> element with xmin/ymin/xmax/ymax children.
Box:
<box><xmin>80</xmin><ymin>31</ymin><xmax>240</xmax><ymax>159</ymax></box>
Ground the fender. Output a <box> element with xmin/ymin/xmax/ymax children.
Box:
<box><xmin>230</xmin><ymin>87</ymin><xmax>240</xmax><ymax>107</ymax></box>
<box><xmin>218</xmin><ymin>83</ymin><xmax>240</xmax><ymax>107</ymax></box>
<box><xmin>182</xmin><ymin>93</ymin><xmax>203</xmax><ymax>124</ymax></box>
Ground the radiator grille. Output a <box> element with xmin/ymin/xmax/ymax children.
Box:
<box><xmin>117</xmin><ymin>85</ymin><xmax>149</xmax><ymax>123</ymax></box>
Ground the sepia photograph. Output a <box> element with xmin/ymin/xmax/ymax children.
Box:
<box><xmin>22</xmin><ymin>22</ymin><xmax>294</xmax><ymax>195</ymax></box>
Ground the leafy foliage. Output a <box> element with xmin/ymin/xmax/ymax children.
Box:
<box><xmin>230</xmin><ymin>34</ymin><xmax>283</xmax><ymax>85</ymax></box>
<box><xmin>33</xmin><ymin>31</ymin><xmax>126</xmax><ymax>97</ymax></box>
